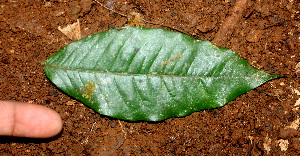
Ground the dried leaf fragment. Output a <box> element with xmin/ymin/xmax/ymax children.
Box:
<box><xmin>296</xmin><ymin>62</ymin><xmax>300</xmax><ymax>77</ymax></box>
<box><xmin>58</xmin><ymin>19</ymin><xmax>81</xmax><ymax>41</ymax></box>
<box><xmin>286</xmin><ymin>118</ymin><xmax>300</xmax><ymax>130</ymax></box>
<box><xmin>263</xmin><ymin>136</ymin><xmax>272</xmax><ymax>154</ymax></box>
<box><xmin>276</xmin><ymin>139</ymin><xmax>289</xmax><ymax>151</ymax></box>
<box><xmin>127</xmin><ymin>12</ymin><xmax>145</xmax><ymax>27</ymax></box>
<box><xmin>295</xmin><ymin>98</ymin><xmax>300</xmax><ymax>107</ymax></box>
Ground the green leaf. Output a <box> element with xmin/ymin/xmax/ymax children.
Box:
<box><xmin>43</xmin><ymin>26</ymin><xmax>281</xmax><ymax>121</ymax></box>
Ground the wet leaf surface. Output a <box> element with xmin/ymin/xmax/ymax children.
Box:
<box><xmin>43</xmin><ymin>27</ymin><xmax>281</xmax><ymax>121</ymax></box>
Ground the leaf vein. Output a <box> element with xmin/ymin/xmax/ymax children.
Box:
<box><xmin>112</xmin><ymin>76</ymin><xmax>128</xmax><ymax>107</ymax></box>
<box><xmin>132</xmin><ymin>77</ymin><xmax>147</xmax><ymax>102</ymax></box>
<box><xmin>59</xmin><ymin>42</ymin><xmax>83</xmax><ymax>66</ymax></box>
<box><xmin>93</xmin><ymin>32</ymin><xmax>118</xmax><ymax>70</ymax></box>
<box><xmin>44</xmin><ymin>65</ymin><xmax>266</xmax><ymax>79</ymax></box>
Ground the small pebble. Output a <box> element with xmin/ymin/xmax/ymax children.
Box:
<box><xmin>108</xmin><ymin>120</ymin><xmax>117</xmax><ymax>128</ymax></box>
<box><xmin>279</xmin><ymin>128</ymin><xmax>298</xmax><ymax>139</ymax></box>
<box><xmin>69</xmin><ymin>1</ymin><xmax>81</xmax><ymax>15</ymax></box>
<box><xmin>50</xmin><ymin>90</ymin><xmax>58</xmax><ymax>97</ymax></box>
<box><xmin>110</xmin><ymin>24</ymin><xmax>116</xmax><ymax>29</ymax></box>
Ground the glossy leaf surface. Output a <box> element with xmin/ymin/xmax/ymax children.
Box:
<box><xmin>43</xmin><ymin>27</ymin><xmax>281</xmax><ymax>121</ymax></box>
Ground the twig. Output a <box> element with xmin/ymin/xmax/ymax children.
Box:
<box><xmin>93</xmin><ymin>0</ymin><xmax>188</xmax><ymax>35</ymax></box>
<box><xmin>93</xmin><ymin>0</ymin><xmax>127</xmax><ymax>17</ymax></box>
<box><xmin>213</xmin><ymin>0</ymin><xmax>249</xmax><ymax>46</ymax></box>
<box><xmin>118</xmin><ymin>120</ymin><xmax>127</xmax><ymax>139</ymax></box>
<box><xmin>81</xmin><ymin>122</ymin><xmax>97</xmax><ymax>144</ymax></box>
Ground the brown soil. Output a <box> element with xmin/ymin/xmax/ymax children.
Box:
<box><xmin>0</xmin><ymin>0</ymin><xmax>300</xmax><ymax>155</ymax></box>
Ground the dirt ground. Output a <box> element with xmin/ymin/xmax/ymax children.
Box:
<box><xmin>0</xmin><ymin>0</ymin><xmax>300</xmax><ymax>155</ymax></box>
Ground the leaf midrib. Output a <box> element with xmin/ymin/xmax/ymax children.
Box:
<box><xmin>43</xmin><ymin>64</ymin><xmax>268</xmax><ymax>79</ymax></box>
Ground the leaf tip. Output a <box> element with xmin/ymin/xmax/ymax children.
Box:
<box><xmin>40</xmin><ymin>61</ymin><xmax>46</xmax><ymax>66</ymax></box>
<box><xmin>267</xmin><ymin>73</ymin><xmax>284</xmax><ymax>81</ymax></box>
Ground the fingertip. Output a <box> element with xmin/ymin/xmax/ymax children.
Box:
<box><xmin>14</xmin><ymin>102</ymin><xmax>63</xmax><ymax>138</ymax></box>
<box><xmin>0</xmin><ymin>101</ymin><xmax>63</xmax><ymax>138</ymax></box>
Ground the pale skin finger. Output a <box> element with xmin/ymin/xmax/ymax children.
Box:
<box><xmin>0</xmin><ymin>101</ymin><xmax>63</xmax><ymax>138</ymax></box>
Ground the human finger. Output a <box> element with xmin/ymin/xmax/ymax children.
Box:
<box><xmin>0</xmin><ymin>101</ymin><xmax>63</xmax><ymax>138</ymax></box>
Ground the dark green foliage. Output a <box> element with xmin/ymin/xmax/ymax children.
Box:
<box><xmin>43</xmin><ymin>27</ymin><xmax>281</xmax><ymax>121</ymax></box>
